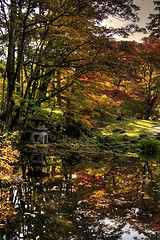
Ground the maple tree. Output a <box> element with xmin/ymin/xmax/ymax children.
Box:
<box><xmin>103</xmin><ymin>38</ymin><xmax>160</xmax><ymax>119</ymax></box>
<box><xmin>130</xmin><ymin>37</ymin><xmax>160</xmax><ymax>119</ymax></box>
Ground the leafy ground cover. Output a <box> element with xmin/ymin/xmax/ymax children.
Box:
<box><xmin>0</xmin><ymin>132</ymin><xmax>20</xmax><ymax>184</ymax></box>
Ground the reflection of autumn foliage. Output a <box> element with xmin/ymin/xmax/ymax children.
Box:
<box><xmin>0</xmin><ymin>189</ymin><xmax>16</xmax><ymax>226</ymax></box>
<box><xmin>76</xmin><ymin>172</ymin><xmax>106</xmax><ymax>187</ymax></box>
<box><xmin>0</xmin><ymin>154</ymin><xmax>160</xmax><ymax>238</ymax></box>
<box><xmin>75</xmin><ymin>160</ymin><xmax>160</xmax><ymax>233</ymax></box>
<box><xmin>0</xmin><ymin>133</ymin><xmax>20</xmax><ymax>229</ymax></box>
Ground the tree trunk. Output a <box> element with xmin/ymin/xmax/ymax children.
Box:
<box><xmin>145</xmin><ymin>95</ymin><xmax>158</xmax><ymax>119</ymax></box>
<box><xmin>5</xmin><ymin>0</ymin><xmax>17</xmax><ymax>130</ymax></box>
<box><xmin>56</xmin><ymin>70</ymin><xmax>62</xmax><ymax>107</ymax></box>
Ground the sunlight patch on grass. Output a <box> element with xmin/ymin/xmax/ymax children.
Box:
<box><xmin>100</xmin><ymin>118</ymin><xmax>158</xmax><ymax>138</ymax></box>
<box><xmin>133</xmin><ymin>120</ymin><xmax>156</xmax><ymax>129</ymax></box>
<box><xmin>127</xmin><ymin>120</ymin><xmax>156</xmax><ymax>137</ymax></box>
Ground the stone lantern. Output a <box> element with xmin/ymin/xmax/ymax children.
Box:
<box><xmin>31</xmin><ymin>123</ymin><xmax>48</xmax><ymax>144</ymax></box>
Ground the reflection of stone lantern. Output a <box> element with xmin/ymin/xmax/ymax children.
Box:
<box><xmin>31</xmin><ymin>123</ymin><xmax>48</xmax><ymax>144</ymax></box>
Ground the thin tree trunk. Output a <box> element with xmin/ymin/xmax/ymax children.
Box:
<box><xmin>5</xmin><ymin>0</ymin><xmax>16</xmax><ymax>130</ymax></box>
<box><xmin>1</xmin><ymin>70</ymin><xmax>7</xmax><ymax>112</ymax></box>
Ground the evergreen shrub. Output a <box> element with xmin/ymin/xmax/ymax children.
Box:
<box><xmin>140</xmin><ymin>138</ymin><xmax>160</xmax><ymax>156</ymax></box>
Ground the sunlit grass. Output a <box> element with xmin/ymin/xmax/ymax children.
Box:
<box><xmin>101</xmin><ymin>118</ymin><xmax>157</xmax><ymax>138</ymax></box>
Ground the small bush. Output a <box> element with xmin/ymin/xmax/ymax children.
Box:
<box><xmin>140</xmin><ymin>138</ymin><xmax>160</xmax><ymax>156</ymax></box>
<box><xmin>57</xmin><ymin>137</ymin><xmax>71</xmax><ymax>149</ymax></box>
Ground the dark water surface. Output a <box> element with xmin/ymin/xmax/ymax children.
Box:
<box><xmin>0</xmin><ymin>152</ymin><xmax>160</xmax><ymax>240</ymax></box>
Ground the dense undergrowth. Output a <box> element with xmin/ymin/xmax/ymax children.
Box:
<box><xmin>0</xmin><ymin>132</ymin><xmax>20</xmax><ymax>184</ymax></box>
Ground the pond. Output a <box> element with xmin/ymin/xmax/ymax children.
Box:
<box><xmin>0</xmin><ymin>151</ymin><xmax>160</xmax><ymax>240</ymax></box>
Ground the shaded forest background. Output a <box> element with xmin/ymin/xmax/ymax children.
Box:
<box><xmin>0</xmin><ymin>0</ymin><xmax>160</xmax><ymax>132</ymax></box>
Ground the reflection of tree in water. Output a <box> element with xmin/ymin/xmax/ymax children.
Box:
<box><xmin>1</xmin><ymin>181</ymin><xmax>79</xmax><ymax>239</ymax></box>
<box><xmin>21</xmin><ymin>153</ymin><xmax>49</xmax><ymax>179</ymax></box>
<box><xmin>0</xmin><ymin>154</ymin><xmax>160</xmax><ymax>240</ymax></box>
<box><xmin>135</xmin><ymin>161</ymin><xmax>159</xmax><ymax>214</ymax></box>
<box><xmin>1</xmin><ymin>154</ymin><xmax>91</xmax><ymax>239</ymax></box>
